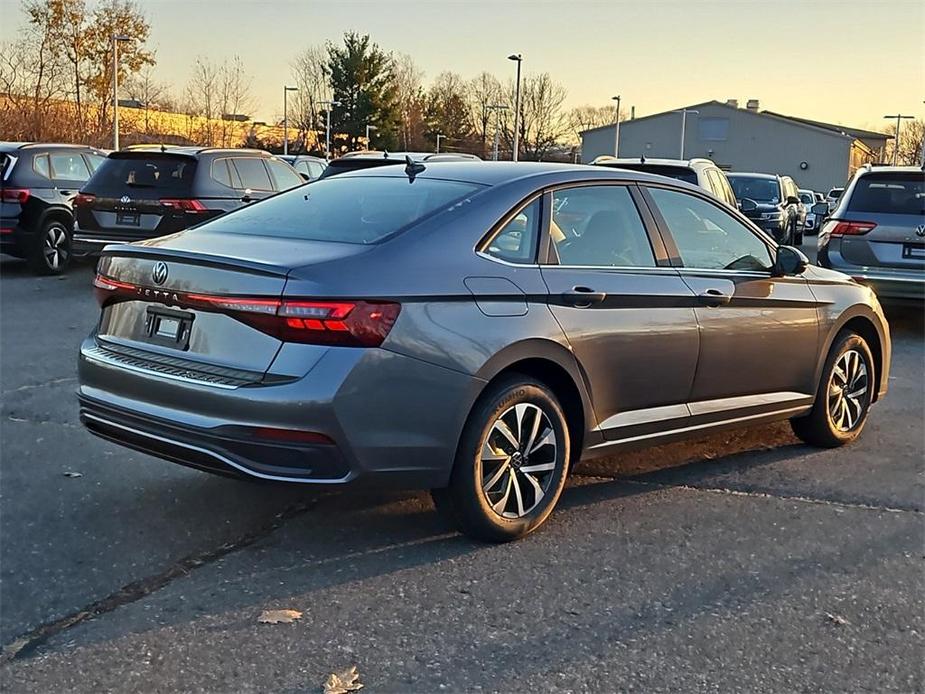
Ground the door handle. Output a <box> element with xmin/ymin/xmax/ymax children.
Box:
<box><xmin>696</xmin><ymin>288</ymin><xmax>732</xmax><ymax>307</ymax></box>
<box><xmin>562</xmin><ymin>286</ymin><xmax>607</xmax><ymax>307</ymax></box>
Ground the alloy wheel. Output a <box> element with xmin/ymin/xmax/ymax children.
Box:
<box><xmin>43</xmin><ymin>225</ymin><xmax>69</xmax><ymax>271</ymax></box>
<box><xmin>481</xmin><ymin>403</ymin><xmax>558</xmax><ymax>519</ymax></box>
<box><xmin>828</xmin><ymin>349</ymin><xmax>868</xmax><ymax>432</ymax></box>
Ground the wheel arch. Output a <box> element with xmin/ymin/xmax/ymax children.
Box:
<box><xmin>823</xmin><ymin>306</ymin><xmax>888</xmax><ymax>402</ymax></box>
<box><xmin>38</xmin><ymin>205</ymin><xmax>74</xmax><ymax>231</ymax></box>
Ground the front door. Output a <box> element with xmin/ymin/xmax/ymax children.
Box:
<box><xmin>643</xmin><ymin>185</ymin><xmax>821</xmax><ymax>420</ymax></box>
<box><xmin>540</xmin><ymin>183</ymin><xmax>700</xmax><ymax>440</ymax></box>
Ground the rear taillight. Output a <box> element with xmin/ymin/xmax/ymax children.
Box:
<box><xmin>1</xmin><ymin>188</ymin><xmax>30</xmax><ymax>204</ymax></box>
<box><xmin>92</xmin><ymin>273</ymin><xmax>400</xmax><ymax>347</ymax></box>
<box><xmin>160</xmin><ymin>198</ymin><xmax>207</xmax><ymax>212</ymax></box>
<box><xmin>73</xmin><ymin>193</ymin><xmax>96</xmax><ymax>207</ymax></box>
<box><xmin>825</xmin><ymin>220</ymin><xmax>876</xmax><ymax>237</ymax></box>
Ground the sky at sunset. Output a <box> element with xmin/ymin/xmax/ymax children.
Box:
<box><xmin>2</xmin><ymin>0</ymin><xmax>923</xmax><ymax>130</ymax></box>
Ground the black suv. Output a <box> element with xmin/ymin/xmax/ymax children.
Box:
<box><xmin>73</xmin><ymin>147</ymin><xmax>303</xmax><ymax>257</ymax></box>
<box><xmin>727</xmin><ymin>172</ymin><xmax>804</xmax><ymax>244</ymax></box>
<box><xmin>1</xmin><ymin>142</ymin><xmax>106</xmax><ymax>274</ymax></box>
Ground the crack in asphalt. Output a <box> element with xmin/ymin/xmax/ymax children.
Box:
<box><xmin>1</xmin><ymin>377</ymin><xmax>77</xmax><ymax>395</ymax></box>
<box><xmin>616</xmin><ymin>477</ymin><xmax>924</xmax><ymax>515</ymax></box>
<box><xmin>0</xmin><ymin>497</ymin><xmax>321</xmax><ymax>664</ymax></box>
<box><xmin>5</xmin><ymin>416</ymin><xmax>79</xmax><ymax>428</ymax></box>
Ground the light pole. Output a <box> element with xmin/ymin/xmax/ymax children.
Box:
<box><xmin>611</xmin><ymin>94</ymin><xmax>621</xmax><ymax>157</ymax></box>
<box><xmin>508</xmin><ymin>53</ymin><xmax>522</xmax><ymax>161</ymax></box>
<box><xmin>435</xmin><ymin>133</ymin><xmax>445</xmax><ymax>153</ymax></box>
<box><xmin>487</xmin><ymin>104</ymin><xmax>508</xmax><ymax>161</ymax></box>
<box><xmin>320</xmin><ymin>100</ymin><xmax>341</xmax><ymax>159</ymax></box>
<box><xmin>672</xmin><ymin>108</ymin><xmax>699</xmax><ymax>159</ymax></box>
<box><xmin>365</xmin><ymin>124</ymin><xmax>377</xmax><ymax>149</ymax></box>
<box><xmin>884</xmin><ymin>114</ymin><xmax>914</xmax><ymax>165</ymax></box>
<box><xmin>111</xmin><ymin>34</ymin><xmax>131</xmax><ymax>150</ymax></box>
<box><xmin>282</xmin><ymin>86</ymin><xmax>298</xmax><ymax>155</ymax></box>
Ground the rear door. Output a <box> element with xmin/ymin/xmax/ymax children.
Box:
<box><xmin>837</xmin><ymin>172</ymin><xmax>925</xmax><ymax>270</ymax></box>
<box><xmin>643</xmin><ymin>184</ymin><xmax>820</xmax><ymax>411</ymax></box>
<box><xmin>229</xmin><ymin>157</ymin><xmax>275</xmax><ymax>202</ymax></box>
<box><xmin>539</xmin><ymin>183</ymin><xmax>700</xmax><ymax>440</ymax></box>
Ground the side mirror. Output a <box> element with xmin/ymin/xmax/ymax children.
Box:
<box><xmin>739</xmin><ymin>198</ymin><xmax>758</xmax><ymax>213</ymax></box>
<box><xmin>786</xmin><ymin>195</ymin><xmax>800</xmax><ymax>205</ymax></box>
<box><xmin>774</xmin><ymin>245</ymin><xmax>809</xmax><ymax>276</ymax></box>
<box><xmin>811</xmin><ymin>201</ymin><xmax>829</xmax><ymax>216</ymax></box>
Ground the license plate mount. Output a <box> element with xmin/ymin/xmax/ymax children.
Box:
<box><xmin>902</xmin><ymin>244</ymin><xmax>925</xmax><ymax>260</ymax></box>
<box><xmin>116</xmin><ymin>211</ymin><xmax>140</xmax><ymax>226</ymax></box>
<box><xmin>143</xmin><ymin>307</ymin><xmax>194</xmax><ymax>350</ymax></box>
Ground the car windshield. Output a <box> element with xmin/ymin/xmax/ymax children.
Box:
<box><xmin>728</xmin><ymin>176</ymin><xmax>780</xmax><ymax>203</ymax></box>
<box><xmin>201</xmin><ymin>175</ymin><xmax>484</xmax><ymax>244</ymax></box>
<box><xmin>828</xmin><ymin>188</ymin><xmax>843</xmax><ymax>198</ymax></box>
<box><xmin>799</xmin><ymin>192</ymin><xmax>814</xmax><ymax>204</ymax></box>
<box><xmin>601</xmin><ymin>163</ymin><xmax>698</xmax><ymax>185</ymax></box>
<box><xmin>847</xmin><ymin>173</ymin><xmax>925</xmax><ymax>215</ymax></box>
<box><xmin>85</xmin><ymin>154</ymin><xmax>197</xmax><ymax>195</ymax></box>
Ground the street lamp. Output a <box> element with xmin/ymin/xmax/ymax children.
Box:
<box><xmin>611</xmin><ymin>95</ymin><xmax>621</xmax><ymax>157</ymax></box>
<box><xmin>435</xmin><ymin>133</ymin><xmax>445</xmax><ymax>153</ymax></box>
<box><xmin>884</xmin><ymin>114</ymin><xmax>914</xmax><ymax>165</ymax></box>
<box><xmin>282</xmin><ymin>86</ymin><xmax>298</xmax><ymax>155</ymax></box>
<box><xmin>365</xmin><ymin>124</ymin><xmax>377</xmax><ymax>149</ymax></box>
<box><xmin>487</xmin><ymin>104</ymin><xmax>508</xmax><ymax>161</ymax></box>
<box><xmin>507</xmin><ymin>53</ymin><xmax>522</xmax><ymax>161</ymax></box>
<box><xmin>320</xmin><ymin>100</ymin><xmax>341</xmax><ymax>159</ymax></box>
<box><xmin>671</xmin><ymin>108</ymin><xmax>699</xmax><ymax>159</ymax></box>
<box><xmin>111</xmin><ymin>34</ymin><xmax>131</xmax><ymax>150</ymax></box>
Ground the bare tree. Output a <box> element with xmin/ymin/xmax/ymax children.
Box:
<box><xmin>568</xmin><ymin>105</ymin><xmax>616</xmax><ymax>144</ymax></box>
<box><xmin>218</xmin><ymin>56</ymin><xmax>253</xmax><ymax>147</ymax></box>
<box><xmin>291</xmin><ymin>46</ymin><xmax>330</xmax><ymax>153</ymax></box>
<box><xmin>425</xmin><ymin>71</ymin><xmax>474</xmax><ymax>150</ymax></box>
<box><xmin>124</xmin><ymin>64</ymin><xmax>169</xmax><ymax>133</ymax></box>
<box><xmin>183</xmin><ymin>56</ymin><xmax>219</xmax><ymax>145</ymax></box>
<box><xmin>393</xmin><ymin>53</ymin><xmax>425</xmax><ymax>150</ymax></box>
<box><xmin>501</xmin><ymin>73</ymin><xmax>570</xmax><ymax>161</ymax></box>
<box><xmin>467</xmin><ymin>71</ymin><xmax>502</xmax><ymax>157</ymax></box>
<box><xmin>884</xmin><ymin>118</ymin><xmax>925</xmax><ymax>166</ymax></box>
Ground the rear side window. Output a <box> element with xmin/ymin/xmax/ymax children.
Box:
<box><xmin>308</xmin><ymin>161</ymin><xmax>326</xmax><ymax>178</ymax></box>
<box><xmin>266</xmin><ymin>158</ymin><xmax>303</xmax><ymax>191</ymax></box>
<box><xmin>86</xmin><ymin>154</ymin><xmax>198</xmax><ymax>195</ymax></box>
<box><xmin>199</xmin><ymin>176</ymin><xmax>483</xmax><ymax>244</ymax></box>
<box><xmin>86</xmin><ymin>153</ymin><xmax>106</xmax><ymax>173</ymax></box>
<box><xmin>847</xmin><ymin>174</ymin><xmax>924</xmax><ymax>215</ymax></box>
<box><xmin>33</xmin><ymin>154</ymin><xmax>51</xmax><ymax>178</ymax></box>
<box><xmin>484</xmin><ymin>198</ymin><xmax>541</xmax><ymax>263</ymax></box>
<box><xmin>211</xmin><ymin>158</ymin><xmax>235</xmax><ymax>188</ymax></box>
<box><xmin>50</xmin><ymin>152</ymin><xmax>91</xmax><ymax>181</ymax></box>
<box><xmin>231</xmin><ymin>158</ymin><xmax>272</xmax><ymax>191</ymax></box>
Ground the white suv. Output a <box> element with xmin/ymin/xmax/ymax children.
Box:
<box><xmin>591</xmin><ymin>157</ymin><xmax>738</xmax><ymax>209</ymax></box>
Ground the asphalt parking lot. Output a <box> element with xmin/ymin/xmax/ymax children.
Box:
<box><xmin>1</xmin><ymin>250</ymin><xmax>922</xmax><ymax>693</ymax></box>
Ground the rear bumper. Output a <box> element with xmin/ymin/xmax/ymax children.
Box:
<box><xmin>73</xmin><ymin>226</ymin><xmax>157</xmax><ymax>256</ymax></box>
<box><xmin>78</xmin><ymin>336</ymin><xmax>483</xmax><ymax>488</ymax></box>
<box><xmin>819</xmin><ymin>241</ymin><xmax>924</xmax><ymax>301</ymax></box>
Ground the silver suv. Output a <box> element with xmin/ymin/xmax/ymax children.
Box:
<box><xmin>590</xmin><ymin>157</ymin><xmax>738</xmax><ymax>209</ymax></box>
<box><xmin>817</xmin><ymin>165</ymin><xmax>924</xmax><ymax>301</ymax></box>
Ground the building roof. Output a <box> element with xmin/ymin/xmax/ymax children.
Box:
<box><xmin>579</xmin><ymin>100</ymin><xmax>888</xmax><ymax>145</ymax></box>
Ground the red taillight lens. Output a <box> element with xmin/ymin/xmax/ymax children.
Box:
<box><xmin>1</xmin><ymin>188</ymin><xmax>30</xmax><ymax>204</ymax></box>
<box><xmin>93</xmin><ymin>273</ymin><xmax>137</xmax><ymax>305</ymax></box>
<box><xmin>73</xmin><ymin>193</ymin><xmax>96</xmax><ymax>207</ymax></box>
<box><xmin>829</xmin><ymin>220</ymin><xmax>876</xmax><ymax>236</ymax></box>
<box><xmin>250</xmin><ymin>427</ymin><xmax>334</xmax><ymax>444</ymax></box>
<box><xmin>160</xmin><ymin>198</ymin><xmax>207</xmax><ymax>212</ymax></box>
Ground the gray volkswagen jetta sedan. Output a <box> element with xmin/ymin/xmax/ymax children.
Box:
<box><xmin>79</xmin><ymin>161</ymin><xmax>891</xmax><ymax>541</ymax></box>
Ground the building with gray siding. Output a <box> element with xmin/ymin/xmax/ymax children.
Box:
<box><xmin>579</xmin><ymin>100</ymin><xmax>889</xmax><ymax>192</ymax></box>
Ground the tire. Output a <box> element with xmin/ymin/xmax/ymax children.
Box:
<box><xmin>794</xmin><ymin>225</ymin><xmax>804</xmax><ymax>246</ymax></box>
<box><xmin>791</xmin><ymin>331</ymin><xmax>875</xmax><ymax>447</ymax></box>
<box><xmin>29</xmin><ymin>218</ymin><xmax>72</xmax><ymax>275</ymax></box>
<box><xmin>432</xmin><ymin>375</ymin><xmax>570</xmax><ymax>542</ymax></box>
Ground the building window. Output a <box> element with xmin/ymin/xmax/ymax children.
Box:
<box><xmin>698</xmin><ymin>117</ymin><xmax>729</xmax><ymax>141</ymax></box>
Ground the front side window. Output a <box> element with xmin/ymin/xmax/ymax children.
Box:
<box><xmin>648</xmin><ymin>187</ymin><xmax>773</xmax><ymax>272</ymax></box>
<box><xmin>484</xmin><ymin>197</ymin><xmax>541</xmax><ymax>263</ymax></box>
<box><xmin>50</xmin><ymin>153</ymin><xmax>91</xmax><ymax>181</ymax></box>
<box><xmin>551</xmin><ymin>185</ymin><xmax>655</xmax><ymax>267</ymax></box>
<box><xmin>201</xmin><ymin>175</ymin><xmax>483</xmax><ymax>244</ymax></box>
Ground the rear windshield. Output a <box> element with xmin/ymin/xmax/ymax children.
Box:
<box><xmin>200</xmin><ymin>175</ymin><xmax>484</xmax><ymax>244</ymax></box>
<box><xmin>728</xmin><ymin>176</ymin><xmax>780</xmax><ymax>203</ymax></box>
<box><xmin>799</xmin><ymin>192</ymin><xmax>814</xmax><ymax>204</ymax></box>
<box><xmin>319</xmin><ymin>158</ymin><xmax>401</xmax><ymax>178</ymax></box>
<box><xmin>848</xmin><ymin>173</ymin><xmax>925</xmax><ymax>215</ymax></box>
<box><xmin>600</xmin><ymin>163</ymin><xmax>697</xmax><ymax>185</ymax></box>
<box><xmin>84</xmin><ymin>154</ymin><xmax>198</xmax><ymax>195</ymax></box>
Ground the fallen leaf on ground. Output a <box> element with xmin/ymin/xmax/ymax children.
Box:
<box><xmin>824</xmin><ymin>611</ymin><xmax>850</xmax><ymax>626</ymax></box>
<box><xmin>257</xmin><ymin>609</ymin><xmax>302</xmax><ymax>624</ymax></box>
<box><xmin>62</xmin><ymin>471</ymin><xmax>83</xmax><ymax>478</ymax></box>
<box><xmin>323</xmin><ymin>665</ymin><xmax>363</xmax><ymax>693</ymax></box>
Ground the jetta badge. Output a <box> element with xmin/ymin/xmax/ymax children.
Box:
<box><xmin>152</xmin><ymin>261</ymin><xmax>168</xmax><ymax>285</ymax></box>
<box><xmin>120</xmin><ymin>195</ymin><xmax>131</xmax><ymax>204</ymax></box>
<box><xmin>916</xmin><ymin>224</ymin><xmax>925</xmax><ymax>238</ymax></box>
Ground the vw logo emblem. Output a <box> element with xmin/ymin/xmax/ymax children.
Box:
<box><xmin>916</xmin><ymin>224</ymin><xmax>925</xmax><ymax>238</ymax></box>
<box><xmin>120</xmin><ymin>195</ymin><xmax>131</xmax><ymax>204</ymax></box>
<box><xmin>152</xmin><ymin>262</ymin><xmax>168</xmax><ymax>285</ymax></box>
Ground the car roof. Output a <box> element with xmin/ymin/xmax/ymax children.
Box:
<box><xmin>330</xmin><ymin>160</ymin><xmax>701</xmax><ymax>188</ymax></box>
<box><xmin>591</xmin><ymin>156</ymin><xmax>715</xmax><ymax>169</ymax></box>
<box><xmin>339</xmin><ymin>151</ymin><xmax>481</xmax><ymax>162</ymax></box>
<box><xmin>0</xmin><ymin>141</ymin><xmax>103</xmax><ymax>153</ymax></box>
<box><xmin>727</xmin><ymin>172</ymin><xmax>779</xmax><ymax>180</ymax></box>
<box><xmin>855</xmin><ymin>164</ymin><xmax>924</xmax><ymax>175</ymax></box>
<box><xmin>115</xmin><ymin>145</ymin><xmax>272</xmax><ymax>158</ymax></box>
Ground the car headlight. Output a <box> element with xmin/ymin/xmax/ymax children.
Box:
<box><xmin>762</xmin><ymin>211</ymin><xmax>782</xmax><ymax>221</ymax></box>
